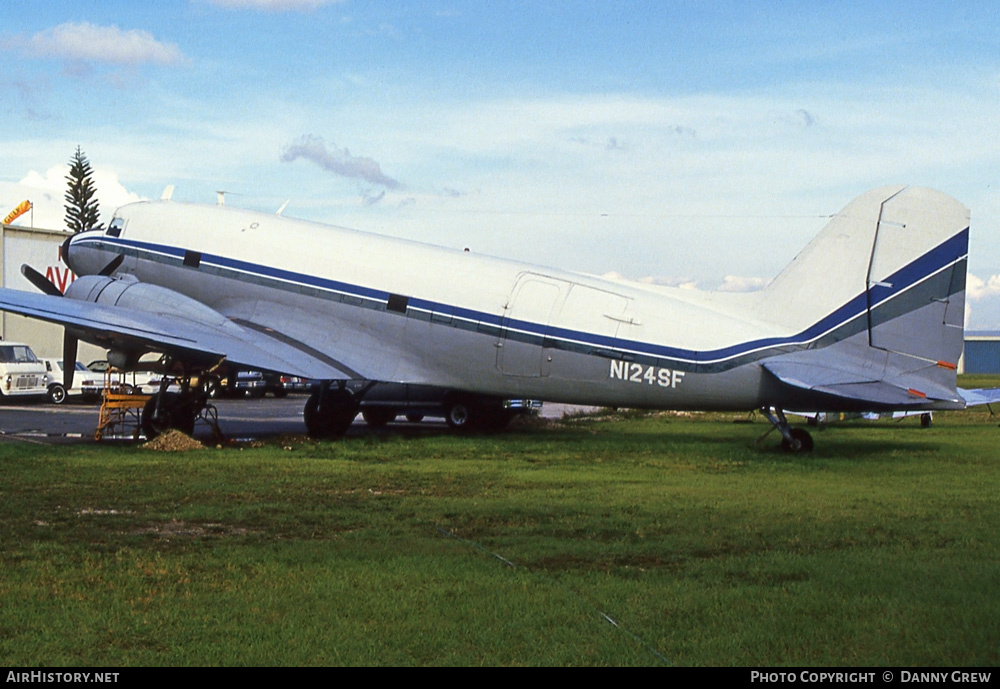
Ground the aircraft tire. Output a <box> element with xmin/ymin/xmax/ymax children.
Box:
<box><xmin>48</xmin><ymin>384</ymin><xmax>67</xmax><ymax>405</ymax></box>
<box><xmin>920</xmin><ymin>413</ymin><xmax>932</xmax><ymax>428</ymax></box>
<box><xmin>780</xmin><ymin>427</ymin><xmax>814</xmax><ymax>453</ymax></box>
<box><xmin>445</xmin><ymin>400</ymin><xmax>474</xmax><ymax>430</ymax></box>
<box><xmin>142</xmin><ymin>393</ymin><xmax>197</xmax><ymax>440</ymax></box>
<box><xmin>362</xmin><ymin>408</ymin><xmax>395</xmax><ymax>428</ymax></box>
<box><xmin>304</xmin><ymin>388</ymin><xmax>358</xmax><ymax>438</ymax></box>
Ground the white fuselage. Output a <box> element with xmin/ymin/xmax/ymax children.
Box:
<box><xmin>61</xmin><ymin>201</ymin><xmax>836</xmax><ymax>411</ymax></box>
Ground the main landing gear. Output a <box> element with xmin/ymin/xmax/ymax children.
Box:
<box><xmin>759</xmin><ymin>407</ymin><xmax>814</xmax><ymax>453</ymax></box>
<box><xmin>302</xmin><ymin>384</ymin><xmax>520</xmax><ymax>438</ymax></box>
<box><xmin>304</xmin><ymin>384</ymin><xmax>360</xmax><ymax>438</ymax></box>
<box><xmin>140</xmin><ymin>367</ymin><xmax>221</xmax><ymax>442</ymax></box>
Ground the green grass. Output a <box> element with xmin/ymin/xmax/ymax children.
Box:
<box><xmin>2</xmin><ymin>409</ymin><xmax>998</xmax><ymax>666</ymax></box>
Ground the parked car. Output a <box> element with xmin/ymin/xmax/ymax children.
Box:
<box><xmin>347</xmin><ymin>381</ymin><xmax>542</xmax><ymax>431</ymax></box>
<box><xmin>211</xmin><ymin>370</ymin><xmax>268</xmax><ymax>398</ymax></box>
<box><xmin>264</xmin><ymin>374</ymin><xmax>313</xmax><ymax>398</ymax></box>
<box><xmin>0</xmin><ymin>342</ymin><xmax>48</xmax><ymax>399</ymax></box>
<box><xmin>41</xmin><ymin>358</ymin><xmax>102</xmax><ymax>404</ymax></box>
<box><xmin>86</xmin><ymin>360</ymin><xmax>162</xmax><ymax>394</ymax></box>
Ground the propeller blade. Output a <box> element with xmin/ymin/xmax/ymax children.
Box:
<box><xmin>20</xmin><ymin>264</ymin><xmax>64</xmax><ymax>297</ymax></box>
<box><xmin>98</xmin><ymin>254</ymin><xmax>125</xmax><ymax>276</ymax></box>
<box><xmin>63</xmin><ymin>332</ymin><xmax>78</xmax><ymax>389</ymax></box>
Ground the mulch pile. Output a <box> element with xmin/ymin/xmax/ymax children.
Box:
<box><xmin>142</xmin><ymin>429</ymin><xmax>205</xmax><ymax>452</ymax></box>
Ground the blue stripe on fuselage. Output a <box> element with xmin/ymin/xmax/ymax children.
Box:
<box><xmin>71</xmin><ymin>227</ymin><xmax>969</xmax><ymax>367</ymax></box>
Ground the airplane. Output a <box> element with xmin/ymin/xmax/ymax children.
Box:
<box><xmin>0</xmin><ymin>185</ymin><xmax>981</xmax><ymax>451</ymax></box>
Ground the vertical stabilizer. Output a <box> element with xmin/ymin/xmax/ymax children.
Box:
<box><xmin>759</xmin><ymin>186</ymin><xmax>969</xmax><ymax>409</ymax></box>
<box><xmin>864</xmin><ymin>187</ymin><xmax>967</xmax><ymax>366</ymax></box>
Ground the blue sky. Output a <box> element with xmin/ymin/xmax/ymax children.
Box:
<box><xmin>3</xmin><ymin>1</ymin><xmax>999</xmax><ymax>325</ymax></box>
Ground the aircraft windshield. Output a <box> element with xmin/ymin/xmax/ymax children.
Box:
<box><xmin>107</xmin><ymin>217</ymin><xmax>126</xmax><ymax>237</ymax></box>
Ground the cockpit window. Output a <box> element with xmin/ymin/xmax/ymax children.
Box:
<box><xmin>107</xmin><ymin>217</ymin><xmax>126</xmax><ymax>237</ymax></box>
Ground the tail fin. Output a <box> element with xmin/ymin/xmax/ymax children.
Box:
<box><xmin>759</xmin><ymin>186</ymin><xmax>969</xmax><ymax>409</ymax></box>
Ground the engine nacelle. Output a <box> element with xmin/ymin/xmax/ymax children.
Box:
<box><xmin>65</xmin><ymin>275</ymin><xmax>231</xmax><ymax>328</ymax></box>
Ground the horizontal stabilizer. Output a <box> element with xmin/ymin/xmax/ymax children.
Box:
<box><xmin>958</xmin><ymin>387</ymin><xmax>1000</xmax><ymax>407</ymax></box>
<box><xmin>764</xmin><ymin>351</ymin><xmax>963</xmax><ymax>409</ymax></box>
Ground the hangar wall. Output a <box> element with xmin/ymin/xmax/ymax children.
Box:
<box><xmin>960</xmin><ymin>332</ymin><xmax>1000</xmax><ymax>375</ymax></box>
<box><xmin>0</xmin><ymin>223</ymin><xmax>104</xmax><ymax>362</ymax></box>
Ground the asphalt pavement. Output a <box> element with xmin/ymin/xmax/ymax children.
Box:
<box><xmin>0</xmin><ymin>395</ymin><xmax>594</xmax><ymax>445</ymax></box>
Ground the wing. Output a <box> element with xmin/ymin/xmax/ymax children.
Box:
<box><xmin>0</xmin><ymin>286</ymin><xmax>352</xmax><ymax>380</ymax></box>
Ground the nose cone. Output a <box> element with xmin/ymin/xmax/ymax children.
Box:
<box><xmin>60</xmin><ymin>235</ymin><xmax>75</xmax><ymax>273</ymax></box>
<box><xmin>60</xmin><ymin>230</ymin><xmax>107</xmax><ymax>276</ymax></box>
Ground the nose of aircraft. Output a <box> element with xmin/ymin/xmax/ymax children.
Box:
<box><xmin>60</xmin><ymin>235</ymin><xmax>75</xmax><ymax>273</ymax></box>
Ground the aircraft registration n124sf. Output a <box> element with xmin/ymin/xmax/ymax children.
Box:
<box><xmin>0</xmin><ymin>185</ymin><xmax>976</xmax><ymax>450</ymax></box>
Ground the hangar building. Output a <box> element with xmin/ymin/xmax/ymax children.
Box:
<box><xmin>960</xmin><ymin>332</ymin><xmax>1000</xmax><ymax>375</ymax></box>
<box><xmin>1</xmin><ymin>221</ymin><xmax>102</xmax><ymax>361</ymax></box>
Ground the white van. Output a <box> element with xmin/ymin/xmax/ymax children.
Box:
<box><xmin>0</xmin><ymin>342</ymin><xmax>48</xmax><ymax>398</ymax></box>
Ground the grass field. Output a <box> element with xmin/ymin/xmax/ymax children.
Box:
<box><xmin>1</xmin><ymin>405</ymin><xmax>998</xmax><ymax>666</ymax></box>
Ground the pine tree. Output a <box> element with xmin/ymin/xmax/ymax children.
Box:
<box><xmin>64</xmin><ymin>146</ymin><xmax>104</xmax><ymax>233</ymax></box>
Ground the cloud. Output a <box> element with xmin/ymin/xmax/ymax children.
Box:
<box><xmin>601</xmin><ymin>272</ymin><xmax>700</xmax><ymax>290</ymax></box>
<box><xmin>19</xmin><ymin>22</ymin><xmax>186</xmax><ymax>66</ymax></box>
<box><xmin>2</xmin><ymin>165</ymin><xmax>141</xmax><ymax>230</ymax></box>
<box><xmin>206</xmin><ymin>0</ymin><xmax>345</xmax><ymax>10</ymax></box>
<box><xmin>5</xmin><ymin>80</ymin><xmax>49</xmax><ymax>121</ymax></box>
<box><xmin>362</xmin><ymin>189</ymin><xmax>386</xmax><ymax>206</ymax></box>
<box><xmin>640</xmin><ymin>276</ymin><xmax>700</xmax><ymax>290</ymax></box>
<box><xmin>717</xmin><ymin>275</ymin><xmax>770</xmax><ymax>292</ymax></box>
<box><xmin>605</xmin><ymin>137</ymin><xmax>626</xmax><ymax>151</ymax></box>
<box><xmin>963</xmin><ymin>274</ymin><xmax>1000</xmax><ymax>329</ymax></box>
<box><xmin>281</xmin><ymin>135</ymin><xmax>402</xmax><ymax>189</ymax></box>
<box><xmin>967</xmin><ymin>273</ymin><xmax>1000</xmax><ymax>300</ymax></box>
<box><xmin>600</xmin><ymin>272</ymin><xmax>770</xmax><ymax>294</ymax></box>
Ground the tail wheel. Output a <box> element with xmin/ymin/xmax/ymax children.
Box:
<box><xmin>780</xmin><ymin>427</ymin><xmax>814</xmax><ymax>453</ymax></box>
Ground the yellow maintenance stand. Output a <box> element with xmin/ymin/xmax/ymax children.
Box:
<box><xmin>94</xmin><ymin>368</ymin><xmax>151</xmax><ymax>441</ymax></box>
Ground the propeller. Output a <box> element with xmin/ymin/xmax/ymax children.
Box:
<box><xmin>21</xmin><ymin>265</ymin><xmax>80</xmax><ymax>388</ymax></box>
<box><xmin>98</xmin><ymin>254</ymin><xmax>124</xmax><ymax>276</ymax></box>
<box><xmin>21</xmin><ymin>252</ymin><xmax>124</xmax><ymax>389</ymax></box>
<box><xmin>20</xmin><ymin>264</ymin><xmax>63</xmax><ymax>297</ymax></box>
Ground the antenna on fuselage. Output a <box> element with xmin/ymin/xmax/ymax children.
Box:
<box><xmin>276</xmin><ymin>200</ymin><xmax>290</xmax><ymax>216</ymax></box>
<box><xmin>160</xmin><ymin>185</ymin><xmax>175</xmax><ymax>201</ymax></box>
<box><xmin>216</xmin><ymin>191</ymin><xmax>227</xmax><ymax>206</ymax></box>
